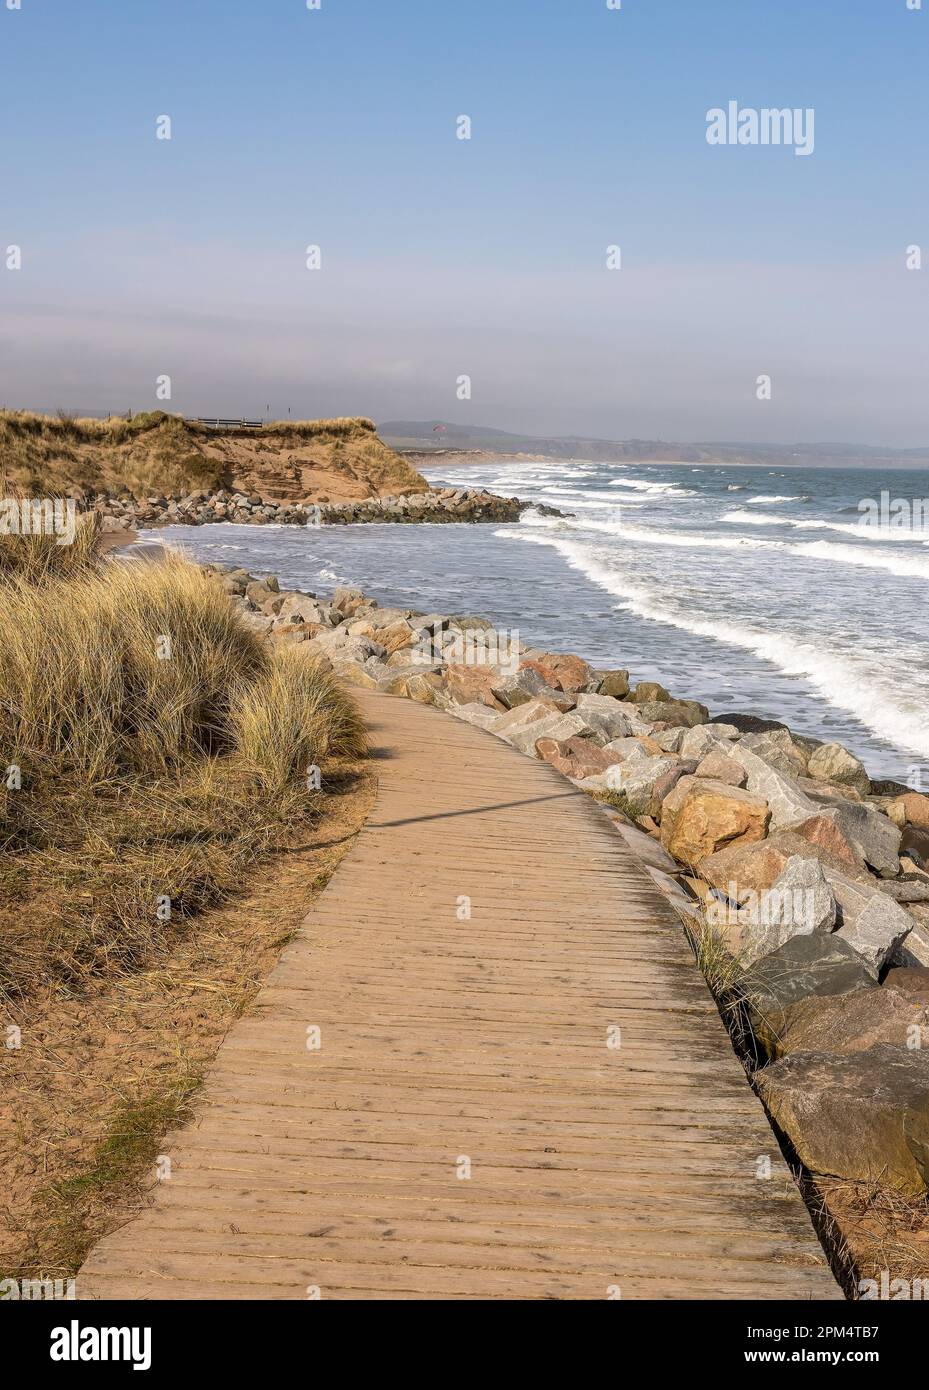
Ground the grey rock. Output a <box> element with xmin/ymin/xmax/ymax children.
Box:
<box><xmin>835</xmin><ymin>893</ymin><xmax>914</xmax><ymax>973</ymax></box>
<box><xmin>727</xmin><ymin>743</ymin><xmax>818</xmax><ymax>829</ymax></box>
<box><xmin>807</xmin><ymin>741</ymin><xmax>871</xmax><ymax>796</ymax></box>
<box><xmin>754</xmin><ymin>1046</ymin><xmax>929</xmax><ymax>1195</ymax></box>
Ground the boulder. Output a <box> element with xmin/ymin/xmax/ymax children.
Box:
<box><xmin>602</xmin><ymin>736</ymin><xmax>660</xmax><ymax>763</ymax></box>
<box><xmin>597</xmin><ymin>670</ymin><xmax>631</xmax><ymax>700</ymax></box>
<box><xmin>573</xmin><ymin>694</ymin><xmax>644</xmax><ymax>743</ymax></box>
<box><xmin>648</xmin><ymin>760</ymin><xmax>698</xmax><ymax>817</ymax></box>
<box><xmin>711</xmin><ymin>712</ymin><xmax>790</xmax><ymax>735</ymax></box>
<box><xmin>632</xmin><ymin>681</ymin><xmax>672</xmax><ymax>703</ymax></box>
<box><xmin>275</xmin><ymin>593</ymin><xmax>331</xmax><ymax>626</ymax></box>
<box><xmin>611</xmin><ymin>754</ymin><xmax>683</xmax><ymax>811</ymax></box>
<box><xmin>741</xmin><ymin>729</ymin><xmax>809</xmax><ymax>778</ymax></box>
<box><xmin>534</xmin><ymin>737</ymin><xmax>617</xmax><ymax>781</ymax></box>
<box><xmin>718</xmin><ymin>856</ymin><xmax>837</xmax><ymax>969</ymax></box>
<box><xmin>679</xmin><ymin>724</ymin><xmax>739</xmax><ymax>762</ymax></box>
<box><xmin>651</xmin><ymin>727</ymin><xmax>686</xmax><ymax>754</ymax></box>
<box><xmin>883</xmin><ymin>967</ymin><xmax>929</xmax><ymax>1006</ymax></box>
<box><xmin>806</xmin><ymin>741</ymin><xmax>871</xmax><ymax>797</ymax></box>
<box><xmin>526</xmin><ymin>652</ymin><xmax>594</xmax><ymax>693</ymax></box>
<box><xmin>889</xmin><ymin>792</ymin><xmax>929</xmax><ymax>831</ymax></box>
<box><xmin>399</xmin><ymin>672</ymin><xmax>448</xmax><ymax>705</ymax></box>
<box><xmin>743</xmin><ymin>933</ymin><xmax>878</xmax><ymax>1054</ymax></box>
<box><xmin>835</xmin><ymin>893</ymin><xmax>913</xmax><ymax>973</ymax></box>
<box><xmin>878</xmin><ymin>876</ymin><xmax>929</xmax><ymax>904</ymax></box>
<box><xmin>491</xmin><ymin>667</ymin><xmax>573</xmax><ymax>712</ymax></box>
<box><xmin>445</xmin><ymin>664</ymin><xmax>507</xmax><ymax>711</ymax></box>
<box><xmin>765</xmin><ymin>986</ymin><xmax>929</xmax><ymax>1060</ymax></box>
<box><xmin>634</xmin><ymin>699</ymin><xmax>709</xmax><ymax>728</ymax></box>
<box><xmin>489</xmin><ymin>699</ymin><xmax>562</xmax><ymax>736</ymax></box>
<box><xmin>792</xmin><ymin>803</ymin><xmax>900</xmax><ymax>879</ymax></box>
<box><xmin>450</xmin><ymin>702</ymin><xmax>501</xmax><ymax>731</ymax></box>
<box><xmin>694</xmin><ymin>748</ymin><xmax>746</xmax><ymax>787</ymax></box>
<box><xmin>726</xmin><ymin>743</ymin><xmax>817</xmax><ymax>829</ymax></box>
<box><xmin>902</xmin><ymin>825</ymin><xmax>929</xmax><ymax>869</ymax></box>
<box><xmin>659</xmin><ymin>776</ymin><xmax>770</xmax><ymax>866</ymax></box>
<box><xmin>332</xmin><ymin>586</ymin><xmax>368</xmax><ymax>617</ymax></box>
<box><xmin>507</xmin><ymin>713</ymin><xmax>591</xmax><ymax>757</ymax></box>
<box><xmin>754</xmin><ymin>1046</ymin><xmax>929</xmax><ymax>1195</ymax></box>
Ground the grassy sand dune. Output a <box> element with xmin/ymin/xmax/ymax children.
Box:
<box><xmin>0</xmin><ymin>410</ymin><xmax>428</xmax><ymax>503</ymax></box>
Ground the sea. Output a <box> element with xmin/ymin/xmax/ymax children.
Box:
<box><xmin>158</xmin><ymin>458</ymin><xmax>929</xmax><ymax>784</ymax></box>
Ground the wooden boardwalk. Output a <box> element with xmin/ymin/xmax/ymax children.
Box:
<box><xmin>79</xmin><ymin>691</ymin><xmax>841</xmax><ymax>1300</ymax></box>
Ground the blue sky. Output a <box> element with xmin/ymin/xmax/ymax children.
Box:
<box><xmin>1</xmin><ymin>0</ymin><xmax>927</xmax><ymax>443</ymax></box>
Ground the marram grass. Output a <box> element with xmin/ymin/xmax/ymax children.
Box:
<box><xmin>0</xmin><ymin>531</ymin><xmax>366</xmax><ymax>997</ymax></box>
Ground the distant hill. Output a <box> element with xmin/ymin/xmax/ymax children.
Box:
<box><xmin>379</xmin><ymin>421</ymin><xmax>929</xmax><ymax>470</ymax></box>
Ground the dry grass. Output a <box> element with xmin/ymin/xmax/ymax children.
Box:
<box><xmin>0</xmin><ymin>529</ymin><xmax>366</xmax><ymax>999</ymax></box>
<box><xmin>0</xmin><ymin>410</ymin><xmax>385</xmax><ymax>500</ymax></box>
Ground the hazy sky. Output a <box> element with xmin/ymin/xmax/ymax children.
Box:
<box><xmin>1</xmin><ymin>0</ymin><xmax>927</xmax><ymax>445</ymax></box>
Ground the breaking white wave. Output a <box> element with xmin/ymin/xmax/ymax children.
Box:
<box><xmin>791</xmin><ymin>540</ymin><xmax>929</xmax><ymax>582</ymax></box>
<box><xmin>497</xmin><ymin>527</ymin><xmax>929</xmax><ymax>759</ymax></box>
<box><xmin>721</xmin><ymin>509</ymin><xmax>929</xmax><ymax>542</ymax></box>
<box><xmin>751</xmin><ymin>494</ymin><xmax>800</xmax><ymax>504</ymax></box>
<box><xmin>607</xmin><ymin>478</ymin><xmax>697</xmax><ymax>497</ymax></box>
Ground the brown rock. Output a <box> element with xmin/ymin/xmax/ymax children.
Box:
<box><xmin>633</xmin><ymin>681</ymin><xmax>672</xmax><ymax>703</ymax></box>
<box><xmin>445</xmin><ymin>664</ymin><xmax>507</xmax><ymax>711</ymax></box>
<box><xmin>659</xmin><ymin>776</ymin><xmax>770</xmax><ymax>867</ymax></box>
<box><xmin>768</xmin><ymin>987</ymin><xmax>929</xmax><ymax>1059</ymax></box>
<box><xmin>891</xmin><ymin>793</ymin><xmax>929</xmax><ymax>831</ymax></box>
<box><xmin>694</xmin><ymin>748</ymin><xmax>746</xmax><ymax>787</ymax></box>
<box><xmin>535</xmin><ymin>737</ymin><xmax>616</xmax><ymax>781</ymax></box>
<box><xmin>791</xmin><ymin>810</ymin><xmax>865</xmax><ymax>872</ymax></box>
<box><xmin>883</xmin><ymin>967</ymin><xmax>929</xmax><ymax>1006</ymax></box>
<box><xmin>523</xmin><ymin>652</ymin><xmax>593</xmax><ymax>693</ymax></box>
<box><xmin>597</xmin><ymin>670</ymin><xmax>631</xmax><ymax>700</ymax></box>
<box><xmin>755</xmin><ymin>1046</ymin><xmax>929</xmax><ymax>1196</ymax></box>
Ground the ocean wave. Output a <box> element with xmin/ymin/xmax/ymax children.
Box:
<box><xmin>791</xmin><ymin>540</ymin><xmax>929</xmax><ymax>582</ymax></box>
<box><xmin>607</xmin><ymin>478</ymin><xmax>697</xmax><ymax>497</ymax></box>
<box><xmin>751</xmin><ymin>495</ymin><xmax>800</xmax><ymax>504</ymax></box>
<box><xmin>721</xmin><ymin>509</ymin><xmax>929</xmax><ymax>542</ymax></box>
<box><xmin>519</xmin><ymin>511</ymin><xmax>780</xmax><ymax>551</ymax></box>
<box><xmin>496</xmin><ymin>527</ymin><xmax>929</xmax><ymax>758</ymax></box>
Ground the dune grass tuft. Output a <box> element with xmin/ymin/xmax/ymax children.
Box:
<box><xmin>0</xmin><ymin>531</ymin><xmax>366</xmax><ymax>998</ymax></box>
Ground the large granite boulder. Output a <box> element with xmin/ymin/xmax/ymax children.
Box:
<box><xmin>834</xmin><ymin>892</ymin><xmax>914</xmax><ymax>973</ymax></box>
<box><xmin>610</xmin><ymin>754</ymin><xmax>684</xmax><ymax>810</ymax></box>
<box><xmin>523</xmin><ymin>652</ymin><xmax>594</xmax><ymax>693</ymax></box>
<box><xmin>659</xmin><ymin>776</ymin><xmax>770</xmax><ymax>865</ymax></box>
<box><xmin>742</xmin><ymin>933</ymin><xmax>878</xmax><ymax>1054</ymax></box>
<box><xmin>791</xmin><ymin>803</ymin><xmax>901</xmax><ymax>879</ymax></box>
<box><xmin>763</xmin><ymin>985</ymin><xmax>929</xmax><ymax>1060</ymax></box>
<box><xmin>634</xmin><ymin>699</ymin><xmax>709</xmax><ymax>728</ymax></box>
<box><xmin>754</xmin><ymin>1045</ymin><xmax>929</xmax><ymax>1195</ymax></box>
<box><xmin>806</xmin><ymin>741</ymin><xmax>871</xmax><ymax>797</ymax></box>
<box><xmin>726</xmin><ymin>743</ymin><xmax>817</xmax><ymax>829</ymax></box>
<box><xmin>445</xmin><ymin>663</ymin><xmax>507</xmax><ymax>710</ymax></box>
<box><xmin>679</xmin><ymin>723</ymin><xmax>739</xmax><ymax>762</ymax></box>
<box><xmin>716</xmin><ymin>856</ymin><xmax>837</xmax><ymax>969</ymax></box>
<box><xmin>534</xmin><ymin>737</ymin><xmax>618</xmax><ymax>781</ymax></box>
<box><xmin>491</xmin><ymin>667</ymin><xmax>573</xmax><ymax>711</ymax></box>
<box><xmin>741</xmin><ymin>729</ymin><xmax>809</xmax><ymax>778</ymax></box>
